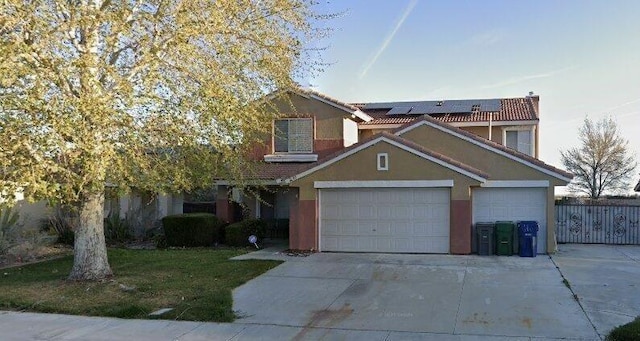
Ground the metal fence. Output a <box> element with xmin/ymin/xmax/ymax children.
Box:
<box><xmin>556</xmin><ymin>204</ymin><xmax>640</xmax><ymax>244</ymax></box>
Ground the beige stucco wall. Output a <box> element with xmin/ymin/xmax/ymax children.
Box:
<box><xmin>268</xmin><ymin>93</ymin><xmax>351</xmax><ymax>141</ymax></box>
<box><xmin>291</xmin><ymin>141</ymin><xmax>482</xmax><ymax>201</ymax></box>
<box><xmin>460</xmin><ymin>126</ymin><xmax>504</xmax><ymax>144</ymax></box>
<box><xmin>359</xmin><ymin>128</ymin><xmax>393</xmax><ymax>140</ymax></box>
<box><xmin>400</xmin><ymin>125</ymin><xmax>564</xmax><ymax>186</ymax></box>
<box><xmin>400</xmin><ymin>124</ymin><xmax>566</xmax><ymax>253</ymax></box>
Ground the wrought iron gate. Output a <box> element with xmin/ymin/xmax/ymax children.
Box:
<box><xmin>556</xmin><ymin>204</ymin><xmax>640</xmax><ymax>244</ymax></box>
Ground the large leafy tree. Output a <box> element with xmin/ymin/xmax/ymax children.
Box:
<box><xmin>561</xmin><ymin>117</ymin><xmax>637</xmax><ymax>198</ymax></box>
<box><xmin>0</xmin><ymin>0</ymin><xmax>321</xmax><ymax>280</ymax></box>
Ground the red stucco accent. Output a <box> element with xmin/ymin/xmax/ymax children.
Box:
<box><xmin>216</xmin><ymin>199</ymin><xmax>234</xmax><ymax>224</ymax></box>
<box><xmin>247</xmin><ymin>143</ymin><xmax>270</xmax><ymax>161</ymax></box>
<box><xmin>314</xmin><ymin>139</ymin><xmax>344</xmax><ymax>159</ymax></box>
<box><xmin>450</xmin><ymin>200</ymin><xmax>472</xmax><ymax>254</ymax></box>
<box><xmin>289</xmin><ymin>199</ymin><xmax>317</xmax><ymax>251</ymax></box>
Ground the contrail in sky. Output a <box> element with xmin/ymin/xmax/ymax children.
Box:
<box><xmin>479</xmin><ymin>65</ymin><xmax>579</xmax><ymax>90</ymax></box>
<box><xmin>359</xmin><ymin>0</ymin><xmax>418</xmax><ymax>79</ymax></box>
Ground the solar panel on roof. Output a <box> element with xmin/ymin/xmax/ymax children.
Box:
<box><xmin>386</xmin><ymin>106</ymin><xmax>412</xmax><ymax>115</ymax></box>
<box><xmin>373</xmin><ymin>98</ymin><xmax>501</xmax><ymax>115</ymax></box>
<box><xmin>364</xmin><ymin>101</ymin><xmax>423</xmax><ymax>110</ymax></box>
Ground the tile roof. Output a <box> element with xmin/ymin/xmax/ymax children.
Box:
<box><xmin>393</xmin><ymin>116</ymin><xmax>573</xmax><ymax>180</ymax></box>
<box><xmin>247</xmin><ymin>131</ymin><xmax>489</xmax><ymax>181</ymax></box>
<box><xmin>376</xmin><ymin>132</ymin><xmax>489</xmax><ymax>180</ymax></box>
<box><xmin>241</xmin><ymin>114</ymin><xmax>571</xmax><ymax>182</ymax></box>
<box><xmin>299</xmin><ymin>88</ymin><xmax>361</xmax><ymax>112</ymax></box>
<box><xmin>359</xmin><ymin>97</ymin><xmax>538</xmax><ymax>126</ymax></box>
<box><xmin>244</xmin><ymin>162</ymin><xmax>311</xmax><ymax>180</ymax></box>
<box><xmin>360</xmin><ymin>117</ymin><xmax>417</xmax><ymax>126</ymax></box>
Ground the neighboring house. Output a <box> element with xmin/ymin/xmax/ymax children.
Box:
<box><xmin>216</xmin><ymin>89</ymin><xmax>572</xmax><ymax>255</ymax></box>
<box><xmin>107</xmin><ymin>190</ymin><xmax>183</xmax><ymax>237</ymax></box>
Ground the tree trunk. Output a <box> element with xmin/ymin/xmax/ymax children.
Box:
<box><xmin>68</xmin><ymin>192</ymin><xmax>113</xmax><ymax>281</ymax></box>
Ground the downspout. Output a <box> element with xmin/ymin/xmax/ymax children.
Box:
<box><xmin>488</xmin><ymin>112</ymin><xmax>493</xmax><ymax>141</ymax></box>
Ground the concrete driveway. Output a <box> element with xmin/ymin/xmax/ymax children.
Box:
<box><xmin>551</xmin><ymin>244</ymin><xmax>640</xmax><ymax>339</ymax></box>
<box><xmin>232</xmin><ymin>250</ymin><xmax>601</xmax><ymax>340</ymax></box>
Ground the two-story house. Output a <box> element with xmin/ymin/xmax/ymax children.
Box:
<box><xmin>216</xmin><ymin>88</ymin><xmax>572</xmax><ymax>255</ymax></box>
<box><xmin>356</xmin><ymin>92</ymin><xmax>540</xmax><ymax>158</ymax></box>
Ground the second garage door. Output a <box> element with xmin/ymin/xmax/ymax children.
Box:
<box><xmin>472</xmin><ymin>187</ymin><xmax>547</xmax><ymax>253</ymax></box>
<box><xmin>319</xmin><ymin>187</ymin><xmax>450</xmax><ymax>253</ymax></box>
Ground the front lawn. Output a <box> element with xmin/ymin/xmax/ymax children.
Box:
<box><xmin>0</xmin><ymin>248</ymin><xmax>281</xmax><ymax>322</ymax></box>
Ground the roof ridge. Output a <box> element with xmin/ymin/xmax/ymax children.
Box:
<box><xmin>285</xmin><ymin>130</ymin><xmax>489</xmax><ymax>182</ymax></box>
<box><xmin>393</xmin><ymin>116</ymin><xmax>573</xmax><ymax>179</ymax></box>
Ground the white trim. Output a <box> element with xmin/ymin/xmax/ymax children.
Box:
<box><xmin>352</xmin><ymin>109</ymin><xmax>373</xmax><ymax>122</ymax></box>
<box><xmin>357</xmin><ymin>120</ymin><xmax>538</xmax><ymax>130</ymax></box>
<box><xmin>215</xmin><ymin>180</ymin><xmax>283</xmax><ymax>186</ymax></box>
<box><xmin>317</xmin><ymin>189</ymin><xmax>322</xmax><ymax>252</ymax></box>
<box><xmin>255</xmin><ymin>196</ymin><xmax>261</xmax><ymax>218</ymax></box>
<box><xmin>358</xmin><ymin>124</ymin><xmax>403</xmax><ymax>130</ymax></box>
<box><xmin>502</xmin><ymin>125</ymin><xmax>535</xmax><ymax>157</ymax></box>
<box><xmin>309</xmin><ymin>94</ymin><xmax>373</xmax><ymax>122</ymax></box>
<box><xmin>488</xmin><ymin>113</ymin><xmax>493</xmax><ymax>140</ymax></box>
<box><xmin>264</xmin><ymin>154</ymin><xmax>318</xmax><ymax>162</ymax></box>
<box><xmin>377</xmin><ymin>153</ymin><xmax>388</xmax><ymax>171</ymax></box>
<box><xmin>395</xmin><ymin>120</ymin><xmax>572</xmax><ymax>182</ymax></box>
<box><xmin>287</xmin><ymin>136</ymin><xmax>487</xmax><ymax>183</ymax></box>
<box><xmin>480</xmin><ymin>180</ymin><xmax>549</xmax><ymax>188</ymax></box>
<box><xmin>314</xmin><ymin>180</ymin><xmax>454</xmax><ymax>188</ymax></box>
<box><xmin>450</xmin><ymin>120</ymin><xmax>538</xmax><ymax>127</ymax></box>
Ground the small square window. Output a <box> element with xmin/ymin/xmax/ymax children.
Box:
<box><xmin>377</xmin><ymin>153</ymin><xmax>388</xmax><ymax>171</ymax></box>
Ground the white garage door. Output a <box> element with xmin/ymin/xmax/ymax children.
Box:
<box><xmin>472</xmin><ymin>187</ymin><xmax>547</xmax><ymax>253</ymax></box>
<box><xmin>319</xmin><ymin>188</ymin><xmax>450</xmax><ymax>253</ymax></box>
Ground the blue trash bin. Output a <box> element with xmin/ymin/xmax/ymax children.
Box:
<box><xmin>517</xmin><ymin>221</ymin><xmax>538</xmax><ymax>257</ymax></box>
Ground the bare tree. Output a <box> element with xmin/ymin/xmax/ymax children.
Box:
<box><xmin>0</xmin><ymin>0</ymin><xmax>325</xmax><ymax>281</ymax></box>
<box><xmin>561</xmin><ymin>117</ymin><xmax>637</xmax><ymax>198</ymax></box>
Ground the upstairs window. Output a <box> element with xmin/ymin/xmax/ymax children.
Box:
<box><xmin>274</xmin><ymin>118</ymin><xmax>313</xmax><ymax>153</ymax></box>
<box><xmin>505</xmin><ymin>129</ymin><xmax>533</xmax><ymax>156</ymax></box>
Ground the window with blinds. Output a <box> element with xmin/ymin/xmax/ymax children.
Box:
<box><xmin>505</xmin><ymin>130</ymin><xmax>532</xmax><ymax>156</ymax></box>
<box><xmin>274</xmin><ymin>118</ymin><xmax>313</xmax><ymax>153</ymax></box>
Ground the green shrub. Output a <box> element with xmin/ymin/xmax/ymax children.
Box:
<box><xmin>153</xmin><ymin>234</ymin><xmax>168</xmax><ymax>249</ymax></box>
<box><xmin>0</xmin><ymin>205</ymin><xmax>20</xmax><ymax>255</ymax></box>
<box><xmin>161</xmin><ymin>213</ymin><xmax>225</xmax><ymax>247</ymax></box>
<box><xmin>104</xmin><ymin>212</ymin><xmax>133</xmax><ymax>244</ymax></box>
<box><xmin>607</xmin><ymin>316</ymin><xmax>640</xmax><ymax>341</ymax></box>
<box><xmin>42</xmin><ymin>207</ymin><xmax>76</xmax><ymax>246</ymax></box>
<box><xmin>225</xmin><ymin>219</ymin><xmax>267</xmax><ymax>247</ymax></box>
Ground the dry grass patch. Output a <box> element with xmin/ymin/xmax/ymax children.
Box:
<box><xmin>0</xmin><ymin>248</ymin><xmax>281</xmax><ymax>322</ymax></box>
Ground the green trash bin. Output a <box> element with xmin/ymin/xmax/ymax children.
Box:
<box><xmin>495</xmin><ymin>221</ymin><xmax>515</xmax><ymax>256</ymax></box>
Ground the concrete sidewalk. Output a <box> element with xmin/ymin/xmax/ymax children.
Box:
<box><xmin>0</xmin><ymin>310</ymin><xmax>594</xmax><ymax>340</ymax></box>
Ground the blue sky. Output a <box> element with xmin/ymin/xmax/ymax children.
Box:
<box><xmin>307</xmin><ymin>0</ymin><xmax>640</xmax><ymax>192</ymax></box>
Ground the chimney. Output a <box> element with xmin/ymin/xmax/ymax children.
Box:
<box><xmin>526</xmin><ymin>91</ymin><xmax>539</xmax><ymax>118</ymax></box>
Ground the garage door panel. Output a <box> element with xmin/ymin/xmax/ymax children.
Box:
<box><xmin>472</xmin><ymin>187</ymin><xmax>547</xmax><ymax>254</ymax></box>
<box><xmin>320</xmin><ymin>188</ymin><xmax>450</xmax><ymax>253</ymax></box>
<box><xmin>358</xmin><ymin>205</ymin><xmax>375</xmax><ymax>218</ymax></box>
